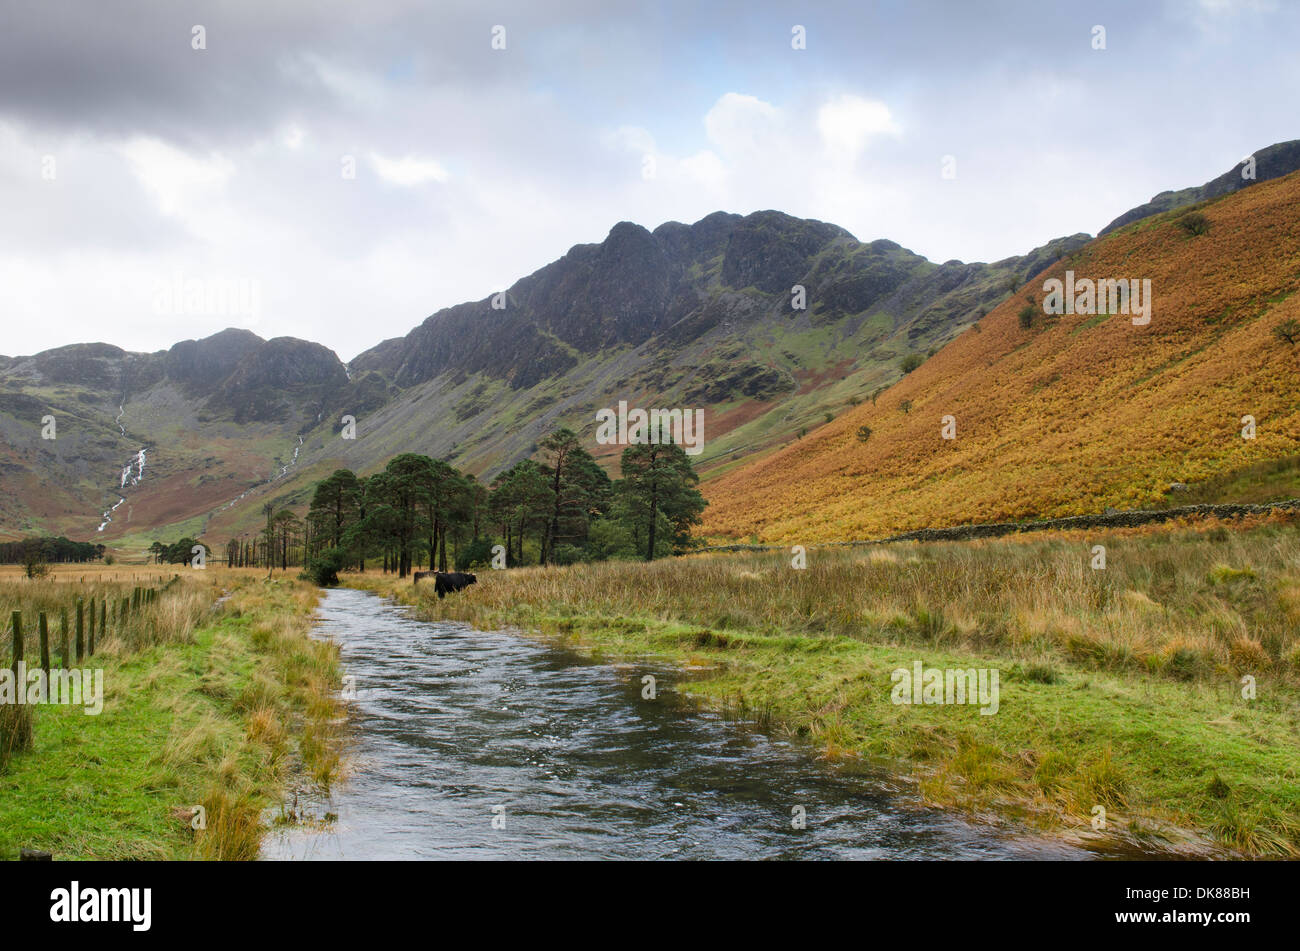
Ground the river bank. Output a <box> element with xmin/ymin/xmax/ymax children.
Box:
<box><xmin>0</xmin><ymin>568</ymin><xmax>342</xmax><ymax>860</ymax></box>
<box><xmin>349</xmin><ymin>515</ymin><xmax>1300</xmax><ymax>858</ymax></box>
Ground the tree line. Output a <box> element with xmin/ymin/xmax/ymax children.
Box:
<box><xmin>288</xmin><ymin>428</ymin><xmax>707</xmax><ymax>580</ymax></box>
<box><xmin>0</xmin><ymin>536</ymin><xmax>105</xmax><ymax>566</ymax></box>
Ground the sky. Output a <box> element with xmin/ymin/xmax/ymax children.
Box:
<box><xmin>1</xmin><ymin>0</ymin><xmax>1296</xmax><ymax>362</ymax></box>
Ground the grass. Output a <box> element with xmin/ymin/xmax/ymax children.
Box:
<box><xmin>351</xmin><ymin>514</ymin><xmax>1300</xmax><ymax>857</ymax></box>
<box><xmin>0</xmin><ymin>566</ymin><xmax>344</xmax><ymax>860</ymax></box>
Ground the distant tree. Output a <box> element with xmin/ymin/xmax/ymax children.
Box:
<box><xmin>160</xmin><ymin>537</ymin><xmax>201</xmax><ymax>565</ymax></box>
<box><xmin>538</xmin><ymin>427</ymin><xmax>609</xmax><ymax>565</ymax></box>
<box><xmin>856</xmin><ymin>425</ymin><xmax>872</xmax><ymax>443</ymax></box>
<box><xmin>419</xmin><ymin>458</ymin><xmax>463</xmax><ymax>572</ymax></box>
<box><xmin>823</xmin><ymin>411</ymin><xmax>834</xmax><ymax>423</ymax></box>
<box><xmin>899</xmin><ymin>399</ymin><xmax>913</xmax><ymax>415</ymax></box>
<box><xmin>488</xmin><ymin>460</ymin><xmax>553</xmax><ymax>566</ymax></box>
<box><xmin>900</xmin><ymin>352</ymin><xmax>924</xmax><ymax>374</ymax></box>
<box><xmin>261</xmin><ymin>501</ymin><xmax>276</xmax><ymax>572</ymax></box>
<box><xmin>380</xmin><ymin>454</ymin><xmax>437</xmax><ymax>577</ymax></box>
<box><xmin>307</xmin><ymin>469</ymin><xmax>361</xmax><ymax>555</ymax></box>
<box><xmin>1018</xmin><ymin>304</ymin><xmax>1036</xmax><ymax>329</ymax></box>
<box><xmin>1274</xmin><ymin>318</ymin><xmax>1300</xmax><ymax>346</ymax></box>
<box><xmin>358</xmin><ymin>473</ymin><xmax>401</xmax><ymax>573</ymax></box>
<box><xmin>619</xmin><ymin>442</ymin><xmax>706</xmax><ymax>561</ymax></box>
<box><xmin>273</xmin><ymin>509</ymin><xmax>301</xmax><ymax>572</ymax></box>
<box><xmin>23</xmin><ymin>549</ymin><xmax>50</xmax><ymax>580</ymax></box>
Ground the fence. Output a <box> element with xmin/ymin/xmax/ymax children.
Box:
<box><xmin>4</xmin><ymin>583</ymin><xmax>171</xmax><ymax>672</ymax></box>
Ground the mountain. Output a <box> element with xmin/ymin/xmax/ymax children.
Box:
<box><xmin>703</xmin><ymin>167</ymin><xmax>1300</xmax><ymax>542</ymax></box>
<box><xmin>1099</xmin><ymin>139</ymin><xmax>1300</xmax><ymax>235</ymax></box>
<box><xmin>341</xmin><ymin>210</ymin><xmax>1087</xmax><ymax>480</ymax></box>
<box><xmin>0</xmin><ymin>211</ymin><xmax>1085</xmax><ymax>548</ymax></box>
<box><xmin>0</xmin><ymin>332</ymin><xmax>353</xmax><ymax>541</ymax></box>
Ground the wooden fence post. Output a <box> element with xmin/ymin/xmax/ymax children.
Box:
<box><xmin>73</xmin><ymin>603</ymin><xmax>82</xmax><ymax>661</ymax></box>
<box><xmin>10</xmin><ymin>611</ymin><xmax>22</xmax><ymax>674</ymax></box>
<box><xmin>38</xmin><ymin>612</ymin><xmax>50</xmax><ymax>672</ymax></box>
<box><xmin>86</xmin><ymin>598</ymin><xmax>95</xmax><ymax>653</ymax></box>
<box><xmin>99</xmin><ymin>600</ymin><xmax>106</xmax><ymax>641</ymax></box>
<box><xmin>64</xmin><ymin>603</ymin><xmax>75</xmax><ymax>669</ymax></box>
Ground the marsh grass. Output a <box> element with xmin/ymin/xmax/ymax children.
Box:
<box><xmin>368</xmin><ymin>514</ymin><xmax>1299</xmax><ymax>684</ymax></box>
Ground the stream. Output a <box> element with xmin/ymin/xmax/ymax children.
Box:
<box><xmin>261</xmin><ymin>587</ymin><xmax>1093</xmax><ymax>860</ymax></box>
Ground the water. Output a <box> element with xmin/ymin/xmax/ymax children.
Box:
<box><xmin>262</xmin><ymin>588</ymin><xmax>1092</xmax><ymax>860</ymax></box>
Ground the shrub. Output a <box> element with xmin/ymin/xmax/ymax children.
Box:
<box><xmin>1273</xmin><ymin>318</ymin><xmax>1299</xmax><ymax>346</ymax></box>
<box><xmin>1179</xmin><ymin>211</ymin><xmax>1210</xmax><ymax>236</ymax></box>
<box><xmin>856</xmin><ymin>425</ymin><xmax>872</xmax><ymax>443</ymax></box>
<box><xmin>900</xmin><ymin>352</ymin><xmax>924</xmax><ymax>374</ymax></box>
<box><xmin>457</xmin><ymin>536</ymin><xmax>497</xmax><ymax>570</ymax></box>
<box><xmin>303</xmin><ymin>548</ymin><xmax>347</xmax><ymax>587</ymax></box>
<box><xmin>551</xmin><ymin>544</ymin><xmax>584</xmax><ymax>566</ymax></box>
<box><xmin>586</xmin><ymin>518</ymin><xmax>638</xmax><ymax>560</ymax></box>
<box><xmin>1018</xmin><ymin>304</ymin><xmax>1036</xmax><ymax>329</ymax></box>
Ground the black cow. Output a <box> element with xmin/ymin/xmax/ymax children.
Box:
<box><xmin>413</xmin><ymin>570</ymin><xmax>477</xmax><ymax>599</ymax></box>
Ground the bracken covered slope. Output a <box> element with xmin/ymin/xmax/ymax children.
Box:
<box><xmin>703</xmin><ymin>171</ymin><xmax>1300</xmax><ymax>543</ymax></box>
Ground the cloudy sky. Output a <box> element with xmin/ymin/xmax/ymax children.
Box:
<box><xmin>1</xmin><ymin>0</ymin><xmax>1295</xmax><ymax>361</ymax></box>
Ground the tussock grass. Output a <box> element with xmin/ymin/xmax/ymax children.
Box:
<box><xmin>0</xmin><ymin>701</ymin><xmax>33</xmax><ymax>772</ymax></box>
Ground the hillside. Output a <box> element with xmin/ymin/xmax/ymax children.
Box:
<box><xmin>703</xmin><ymin>171</ymin><xmax>1300</xmax><ymax>543</ymax></box>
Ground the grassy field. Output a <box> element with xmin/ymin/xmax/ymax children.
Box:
<box><xmin>0</xmin><ymin>565</ymin><xmax>343</xmax><ymax>860</ymax></box>
<box><xmin>352</xmin><ymin>513</ymin><xmax>1300</xmax><ymax>857</ymax></box>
